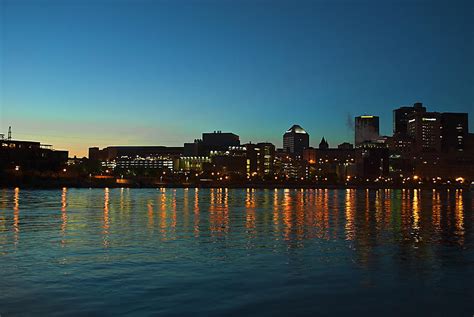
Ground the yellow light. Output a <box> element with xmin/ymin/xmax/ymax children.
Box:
<box><xmin>456</xmin><ymin>177</ymin><xmax>464</xmax><ymax>183</ymax></box>
<box><xmin>413</xmin><ymin>175</ymin><xmax>419</xmax><ymax>180</ymax></box>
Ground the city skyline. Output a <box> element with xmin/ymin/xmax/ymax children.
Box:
<box><xmin>1</xmin><ymin>0</ymin><xmax>473</xmax><ymax>157</ymax></box>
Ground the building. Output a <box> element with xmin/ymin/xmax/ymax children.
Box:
<box><xmin>393</xmin><ymin>102</ymin><xmax>426</xmax><ymax>135</ymax></box>
<box><xmin>407</xmin><ymin>111</ymin><xmax>441</xmax><ymax>152</ymax></box>
<box><xmin>283</xmin><ymin>125</ymin><xmax>309</xmax><ymax>157</ymax></box>
<box><xmin>319</xmin><ymin>137</ymin><xmax>329</xmax><ymax>150</ymax></box>
<box><xmin>0</xmin><ymin>137</ymin><xmax>68</xmax><ymax>173</ymax></box>
<box><xmin>440</xmin><ymin>112</ymin><xmax>468</xmax><ymax>153</ymax></box>
<box><xmin>183</xmin><ymin>139</ymin><xmax>205</xmax><ymax>156</ymax></box>
<box><xmin>88</xmin><ymin>146</ymin><xmax>183</xmax><ymax>172</ymax></box>
<box><xmin>206</xmin><ymin>142</ymin><xmax>276</xmax><ymax>178</ymax></box>
<box><xmin>356</xmin><ymin>147</ymin><xmax>389</xmax><ymax>179</ymax></box>
<box><xmin>338</xmin><ymin>142</ymin><xmax>353</xmax><ymax>150</ymax></box>
<box><xmin>303</xmin><ymin>146</ymin><xmax>356</xmax><ymax>181</ymax></box>
<box><xmin>355</xmin><ymin>116</ymin><xmax>379</xmax><ymax>146</ymax></box>
<box><xmin>89</xmin><ymin>146</ymin><xmax>183</xmax><ymax>161</ymax></box>
<box><xmin>274</xmin><ymin>150</ymin><xmax>307</xmax><ymax>179</ymax></box>
<box><xmin>202</xmin><ymin>131</ymin><xmax>240</xmax><ymax>151</ymax></box>
<box><xmin>178</xmin><ymin>156</ymin><xmax>211</xmax><ymax>172</ymax></box>
<box><xmin>245</xmin><ymin>142</ymin><xmax>275</xmax><ymax>177</ymax></box>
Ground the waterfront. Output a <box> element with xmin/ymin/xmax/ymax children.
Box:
<box><xmin>0</xmin><ymin>188</ymin><xmax>472</xmax><ymax>316</ymax></box>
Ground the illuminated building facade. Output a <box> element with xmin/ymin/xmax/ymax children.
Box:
<box><xmin>88</xmin><ymin>146</ymin><xmax>183</xmax><ymax>172</ymax></box>
<box><xmin>407</xmin><ymin>111</ymin><xmax>441</xmax><ymax>152</ymax></box>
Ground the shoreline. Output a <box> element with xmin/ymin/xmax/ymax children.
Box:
<box><xmin>1</xmin><ymin>180</ymin><xmax>471</xmax><ymax>190</ymax></box>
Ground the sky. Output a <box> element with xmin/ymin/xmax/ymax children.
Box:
<box><xmin>1</xmin><ymin>0</ymin><xmax>473</xmax><ymax>157</ymax></box>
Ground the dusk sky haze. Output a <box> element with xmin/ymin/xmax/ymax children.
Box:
<box><xmin>1</xmin><ymin>0</ymin><xmax>473</xmax><ymax>156</ymax></box>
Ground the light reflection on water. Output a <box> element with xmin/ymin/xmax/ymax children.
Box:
<box><xmin>0</xmin><ymin>188</ymin><xmax>472</xmax><ymax>316</ymax></box>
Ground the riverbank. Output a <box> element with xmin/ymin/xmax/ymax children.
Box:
<box><xmin>1</xmin><ymin>177</ymin><xmax>471</xmax><ymax>190</ymax></box>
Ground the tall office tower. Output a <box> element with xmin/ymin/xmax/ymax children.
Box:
<box><xmin>440</xmin><ymin>112</ymin><xmax>469</xmax><ymax>153</ymax></box>
<box><xmin>407</xmin><ymin>111</ymin><xmax>441</xmax><ymax>152</ymax></box>
<box><xmin>283</xmin><ymin>125</ymin><xmax>309</xmax><ymax>157</ymax></box>
<box><xmin>355</xmin><ymin>116</ymin><xmax>380</xmax><ymax>146</ymax></box>
<box><xmin>393</xmin><ymin>102</ymin><xmax>426</xmax><ymax>135</ymax></box>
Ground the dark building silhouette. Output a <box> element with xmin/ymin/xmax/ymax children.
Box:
<box><xmin>393</xmin><ymin>102</ymin><xmax>426</xmax><ymax>135</ymax></box>
<box><xmin>440</xmin><ymin>112</ymin><xmax>468</xmax><ymax>153</ymax></box>
<box><xmin>319</xmin><ymin>137</ymin><xmax>329</xmax><ymax>150</ymax></box>
<box><xmin>355</xmin><ymin>116</ymin><xmax>379</xmax><ymax>146</ymax></box>
<box><xmin>283</xmin><ymin>125</ymin><xmax>309</xmax><ymax>157</ymax></box>
<box><xmin>356</xmin><ymin>147</ymin><xmax>389</xmax><ymax>179</ymax></box>
<box><xmin>0</xmin><ymin>139</ymin><xmax>68</xmax><ymax>172</ymax></box>
<box><xmin>202</xmin><ymin>131</ymin><xmax>240</xmax><ymax>150</ymax></box>
<box><xmin>338</xmin><ymin>142</ymin><xmax>353</xmax><ymax>150</ymax></box>
<box><xmin>183</xmin><ymin>139</ymin><xmax>205</xmax><ymax>156</ymax></box>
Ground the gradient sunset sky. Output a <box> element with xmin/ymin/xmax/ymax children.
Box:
<box><xmin>1</xmin><ymin>0</ymin><xmax>473</xmax><ymax>157</ymax></box>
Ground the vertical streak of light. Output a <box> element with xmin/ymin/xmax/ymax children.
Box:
<box><xmin>120</xmin><ymin>187</ymin><xmax>124</xmax><ymax>212</ymax></box>
<box><xmin>412</xmin><ymin>189</ymin><xmax>419</xmax><ymax>231</ymax></box>
<box><xmin>283</xmin><ymin>189</ymin><xmax>292</xmax><ymax>241</ymax></box>
<box><xmin>245</xmin><ymin>188</ymin><xmax>256</xmax><ymax>236</ymax></box>
<box><xmin>384</xmin><ymin>189</ymin><xmax>391</xmax><ymax>230</ymax></box>
<box><xmin>61</xmin><ymin>187</ymin><xmax>68</xmax><ymax>247</ymax></box>
<box><xmin>375</xmin><ymin>190</ymin><xmax>383</xmax><ymax>230</ymax></box>
<box><xmin>13</xmin><ymin>187</ymin><xmax>20</xmax><ymax>246</ymax></box>
<box><xmin>345</xmin><ymin>189</ymin><xmax>355</xmax><ymax>241</ymax></box>
<box><xmin>103</xmin><ymin>188</ymin><xmax>110</xmax><ymax>248</ymax></box>
<box><xmin>171</xmin><ymin>190</ymin><xmax>177</xmax><ymax>238</ymax></box>
<box><xmin>455</xmin><ymin>189</ymin><xmax>464</xmax><ymax>245</ymax></box>
<box><xmin>183</xmin><ymin>188</ymin><xmax>189</xmax><ymax>232</ymax></box>
<box><xmin>209</xmin><ymin>188</ymin><xmax>216</xmax><ymax>234</ymax></box>
<box><xmin>332</xmin><ymin>190</ymin><xmax>339</xmax><ymax>239</ymax></box>
<box><xmin>432</xmin><ymin>190</ymin><xmax>441</xmax><ymax>234</ymax></box>
<box><xmin>194</xmin><ymin>188</ymin><xmax>200</xmax><ymax>238</ymax></box>
<box><xmin>296</xmin><ymin>189</ymin><xmax>304</xmax><ymax>241</ymax></box>
<box><xmin>273</xmin><ymin>189</ymin><xmax>280</xmax><ymax>238</ymax></box>
<box><xmin>160</xmin><ymin>190</ymin><xmax>167</xmax><ymax>240</ymax></box>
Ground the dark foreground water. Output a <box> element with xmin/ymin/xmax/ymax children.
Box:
<box><xmin>0</xmin><ymin>188</ymin><xmax>473</xmax><ymax>316</ymax></box>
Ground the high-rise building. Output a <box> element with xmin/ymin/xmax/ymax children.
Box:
<box><xmin>283</xmin><ymin>125</ymin><xmax>309</xmax><ymax>157</ymax></box>
<box><xmin>407</xmin><ymin>111</ymin><xmax>441</xmax><ymax>152</ymax></box>
<box><xmin>440</xmin><ymin>112</ymin><xmax>468</xmax><ymax>153</ymax></box>
<box><xmin>393</xmin><ymin>102</ymin><xmax>426</xmax><ymax>135</ymax></box>
<box><xmin>355</xmin><ymin>116</ymin><xmax>379</xmax><ymax>146</ymax></box>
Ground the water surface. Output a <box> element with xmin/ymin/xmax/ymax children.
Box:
<box><xmin>0</xmin><ymin>188</ymin><xmax>472</xmax><ymax>316</ymax></box>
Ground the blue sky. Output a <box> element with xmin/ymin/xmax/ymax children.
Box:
<box><xmin>1</xmin><ymin>0</ymin><xmax>473</xmax><ymax>156</ymax></box>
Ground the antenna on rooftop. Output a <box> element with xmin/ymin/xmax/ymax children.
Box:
<box><xmin>8</xmin><ymin>126</ymin><xmax>12</xmax><ymax>140</ymax></box>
